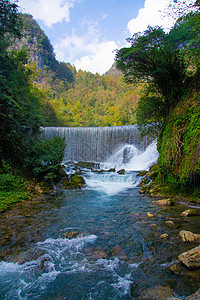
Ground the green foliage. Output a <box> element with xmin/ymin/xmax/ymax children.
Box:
<box><xmin>27</xmin><ymin>137</ymin><xmax>66</xmax><ymax>181</ymax></box>
<box><xmin>0</xmin><ymin>161</ymin><xmax>31</xmax><ymax>212</ymax></box>
<box><xmin>49</xmin><ymin>70</ymin><xmax>140</xmax><ymax>127</ymax></box>
<box><xmin>157</xmin><ymin>92</ymin><xmax>200</xmax><ymax>187</ymax></box>
<box><xmin>136</xmin><ymin>83</ymin><xmax>165</xmax><ymax>134</ymax></box>
<box><xmin>0</xmin><ymin>0</ymin><xmax>23</xmax><ymax>39</ymax></box>
<box><xmin>116</xmin><ymin>12</ymin><xmax>199</xmax><ymax>125</ymax></box>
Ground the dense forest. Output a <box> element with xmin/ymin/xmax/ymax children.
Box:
<box><xmin>0</xmin><ymin>0</ymin><xmax>199</xmax><ymax>211</ymax></box>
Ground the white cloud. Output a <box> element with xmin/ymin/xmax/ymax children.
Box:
<box><xmin>127</xmin><ymin>0</ymin><xmax>175</xmax><ymax>35</ymax></box>
<box><xmin>55</xmin><ymin>26</ymin><xmax>118</xmax><ymax>75</ymax></box>
<box><xmin>74</xmin><ymin>41</ymin><xmax>118</xmax><ymax>74</ymax></box>
<box><xmin>18</xmin><ymin>0</ymin><xmax>74</xmax><ymax>27</ymax></box>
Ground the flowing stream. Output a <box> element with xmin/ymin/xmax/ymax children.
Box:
<box><xmin>0</xmin><ymin>126</ymin><xmax>200</xmax><ymax>299</ymax></box>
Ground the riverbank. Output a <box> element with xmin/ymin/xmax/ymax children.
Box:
<box><xmin>138</xmin><ymin>165</ymin><xmax>200</xmax><ymax>205</ymax></box>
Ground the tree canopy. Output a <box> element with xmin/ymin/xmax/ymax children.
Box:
<box><xmin>115</xmin><ymin>10</ymin><xmax>200</xmax><ymax>130</ymax></box>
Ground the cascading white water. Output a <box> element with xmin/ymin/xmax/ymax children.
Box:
<box><xmin>42</xmin><ymin>125</ymin><xmax>156</xmax><ymax>165</ymax></box>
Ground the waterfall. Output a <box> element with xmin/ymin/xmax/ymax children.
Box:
<box><xmin>42</xmin><ymin>125</ymin><xmax>157</xmax><ymax>165</ymax></box>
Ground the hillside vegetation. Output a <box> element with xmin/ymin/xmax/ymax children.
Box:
<box><xmin>16</xmin><ymin>14</ymin><xmax>140</xmax><ymax>127</ymax></box>
<box><xmin>116</xmin><ymin>3</ymin><xmax>200</xmax><ymax>198</ymax></box>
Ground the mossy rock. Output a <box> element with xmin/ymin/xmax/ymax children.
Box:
<box><xmin>74</xmin><ymin>161</ymin><xmax>99</xmax><ymax>170</ymax></box>
<box><xmin>95</xmin><ymin>169</ymin><xmax>105</xmax><ymax>173</ymax></box>
<box><xmin>62</xmin><ymin>174</ymin><xmax>86</xmax><ymax>189</ymax></box>
<box><xmin>137</xmin><ymin>170</ymin><xmax>148</xmax><ymax>177</ymax></box>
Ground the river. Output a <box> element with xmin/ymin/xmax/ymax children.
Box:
<box><xmin>0</xmin><ymin>128</ymin><xmax>200</xmax><ymax>299</ymax></box>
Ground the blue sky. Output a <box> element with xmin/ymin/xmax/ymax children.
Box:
<box><xmin>17</xmin><ymin>0</ymin><xmax>187</xmax><ymax>74</ymax></box>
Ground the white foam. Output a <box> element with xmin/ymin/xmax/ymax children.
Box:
<box><xmin>95</xmin><ymin>257</ymin><xmax>120</xmax><ymax>271</ymax></box>
<box><xmin>111</xmin><ymin>275</ymin><xmax>133</xmax><ymax>295</ymax></box>
<box><xmin>102</xmin><ymin>140</ymin><xmax>159</xmax><ymax>171</ymax></box>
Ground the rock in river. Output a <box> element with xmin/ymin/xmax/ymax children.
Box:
<box><xmin>178</xmin><ymin>245</ymin><xmax>200</xmax><ymax>269</ymax></box>
<box><xmin>179</xmin><ymin>230</ymin><xmax>200</xmax><ymax>242</ymax></box>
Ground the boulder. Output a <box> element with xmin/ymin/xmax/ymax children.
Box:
<box><xmin>181</xmin><ymin>209</ymin><xmax>199</xmax><ymax>217</ymax></box>
<box><xmin>178</xmin><ymin>245</ymin><xmax>200</xmax><ymax>269</ymax></box>
<box><xmin>179</xmin><ymin>231</ymin><xmax>200</xmax><ymax>242</ymax></box>
<box><xmin>152</xmin><ymin>199</ymin><xmax>174</xmax><ymax>206</ymax></box>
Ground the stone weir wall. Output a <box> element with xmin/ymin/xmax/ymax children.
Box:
<box><xmin>42</xmin><ymin>125</ymin><xmax>152</xmax><ymax>163</ymax></box>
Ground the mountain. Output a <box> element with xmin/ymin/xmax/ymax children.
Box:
<box><xmin>18</xmin><ymin>14</ymin><xmax>74</xmax><ymax>87</ymax></box>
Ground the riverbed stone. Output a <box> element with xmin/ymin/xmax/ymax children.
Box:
<box><xmin>147</xmin><ymin>212</ymin><xmax>154</xmax><ymax>219</ymax></box>
<box><xmin>117</xmin><ymin>169</ymin><xmax>125</xmax><ymax>175</ymax></box>
<box><xmin>137</xmin><ymin>285</ymin><xmax>174</xmax><ymax>299</ymax></box>
<box><xmin>108</xmin><ymin>168</ymin><xmax>116</xmax><ymax>172</ymax></box>
<box><xmin>179</xmin><ymin>230</ymin><xmax>200</xmax><ymax>242</ymax></box>
<box><xmin>165</xmin><ymin>220</ymin><xmax>175</xmax><ymax>227</ymax></box>
<box><xmin>178</xmin><ymin>245</ymin><xmax>200</xmax><ymax>269</ymax></box>
<box><xmin>160</xmin><ymin>233</ymin><xmax>169</xmax><ymax>239</ymax></box>
<box><xmin>181</xmin><ymin>209</ymin><xmax>199</xmax><ymax>217</ymax></box>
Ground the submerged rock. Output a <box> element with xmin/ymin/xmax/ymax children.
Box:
<box><xmin>111</xmin><ymin>244</ymin><xmax>128</xmax><ymax>260</ymax></box>
<box><xmin>178</xmin><ymin>245</ymin><xmax>200</xmax><ymax>269</ymax></box>
<box><xmin>179</xmin><ymin>230</ymin><xmax>200</xmax><ymax>242</ymax></box>
<box><xmin>165</xmin><ymin>220</ymin><xmax>176</xmax><ymax>227</ymax></box>
<box><xmin>137</xmin><ymin>285</ymin><xmax>174</xmax><ymax>300</ymax></box>
<box><xmin>89</xmin><ymin>247</ymin><xmax>108</xmax><ymax>259</ymax></box>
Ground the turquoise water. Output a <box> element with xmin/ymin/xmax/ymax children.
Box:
<box><xmin>0</xmin><ymin>166</ymin><xmax>200</xmax><ymax>299</ymax></box>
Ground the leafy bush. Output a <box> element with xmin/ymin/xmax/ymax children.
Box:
<box><xmin>27</xmin><ymin>136</ymin><xmax>66</xmax><ymax>182</ymax></box>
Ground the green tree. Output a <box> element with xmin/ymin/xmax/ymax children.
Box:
<box><xmin>116</xmin><ymin>11</ymin><xmax>199</xmax><ymax>129</ymax></box>
<box><xmin>0</xmin><ymin>1</ymin><xmax>43</xmax><ymax>165</ymax></box>
<box><xmin>0</xmin><ymin>0</ymin><xmax>22</xmax><ymax>39</ymax></box>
